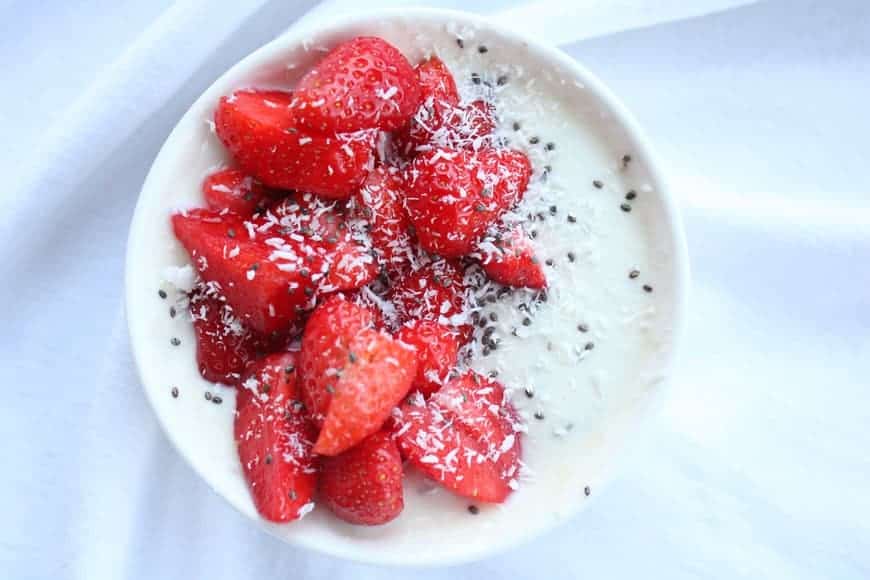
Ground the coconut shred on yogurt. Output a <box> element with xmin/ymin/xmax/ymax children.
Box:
<box><xmin>151</xmin><ymin>27</ymin><xmax>677</xmax><ymax>538</ymax></box>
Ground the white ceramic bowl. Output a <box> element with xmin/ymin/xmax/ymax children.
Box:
<box><xmin>126</xmin><ymin>7</ymin><xmax>689</xmax><ymax>566</ymax></box>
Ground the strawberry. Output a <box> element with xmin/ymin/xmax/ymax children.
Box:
<box><xmin>298</xmin><ymin>295</ymin><xmax>418</xmax><ymax>456</ymax></box>
<box><xmin>396</xmin><ymin>319</ymin><xmax>461</xmax><ymax>397</ymax></box>
<box><xmin>416</xmin><ymin>56</ymin><xmax>460</xmax><ymax>107</ymax></box>
<box><xmin>252</xmin><ymin>196</ymin><xmax>378</xmax><ymax>294</ymax></box>
<box><xmin>234</xmin><ymin>352</ymin><xmax>318</xmax><ymax>522</ymax></box>
<box><xmin>298</xmin><ymin>295</ymin><xmax>377</xmax><ymax>425</ymax></box>
<box><xmin>351</xmin><ymin>166</ymin><xmax>415</xmax><ymax>277</ymax></box>
<box><xmin>389</xmin><ymin>260</ymin><xmax>468</xmax><ymax>326</ymax></box>
<box><xmin>215</xmin><ymin>89</ymin><xmax>376</xmax><ymax>199</ymax></box>
<box><xmin>201</xmin><ymin>168</ymin><xmax>278</xmax><ymax>216</ymax></box>
<box><xmin>320</xmin><ymin>430</ymin><xmax>403</xmax><ymax>525</ymax></box>
<box><xmin>393</xmin><ymin>372</ymin><xmax>522</xmax><ymax>503</ymax></box>
<box><xmin>188</xmin><ymin>282</ymin><xmax>288</xmax><ymax>384</ymax></box>
<box><xmin>404</xmin><ymin>147</ymin><xmax>532</xmax><ymax>257</ymax></box>
<box><xmin>291</xmin><ymin>37</ymin><xmax>421</xmax><ymax>133</ymax></box>
<box><xmin>172</xmin><ymin>209</ymin><xmax>320</xmax><ymax>335</ymax></box>
<box><xmin>478</xmin><ymin>228</ymin><xmax>547</xmax><ymax>289</ymax></box>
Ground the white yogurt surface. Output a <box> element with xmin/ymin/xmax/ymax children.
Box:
<box><xmin>126</xmin><ymin>13</ymin><xmax>682</xmax><ymax>564</ymax></box>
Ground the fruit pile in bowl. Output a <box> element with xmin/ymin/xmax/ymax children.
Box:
<box><xmin>171</xmin><ymin>35</ymin><xmax>546</xmax><ymax>526</ymax></box>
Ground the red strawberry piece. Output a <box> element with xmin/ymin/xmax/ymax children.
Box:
<box><xmin>188</xmin><ymin>282</ymin><xmax>288</xmax><ymax>384</ymax></box>
<box><xmin>351</xmin><ymin>166</ymin><xmax>415</xmax><ymax>277</ymax></box>
<box><xmin>389</xmin><ymin>260</ymin><xmax>468</xmax><ymax>327</ymax></box>
<box><xmin>445</xmin><ymin>99</ymin><xmax>496</xmax><ymax>144</ymax></box>
<box><xmin>478</xmin><ymin>228</ymin><xmax>547</xmax><ymax>289</ymax></box>
<box><xmin>394</xmin><ymin>372</ymin><xmax>522</xmax><ymax>503</ymax></box>
<box><xmin>319</xmin><ymin>239</ymin><xmax>379</xmax><ymax>292</ymax></box>
<box><xmin>172</xmin><ymin>208</ymin><xmax>320</xmax><ymax>335</ymax></box>
<box><xmin>416</xmin><ymin>56</ymin><xmax>460</xmax><ymax>107</ymax></box>
<box><xmin>298</xmin><ymin>295</ymin><xmax>418</xmax><ymax>455</ymax></box>
<box><xmin>215</xmin><ymin>89</ymin><xmax>376</xmax><ymax>199</ymax></box>
<box><xmin>201</xmin><ymin>169</ymin><xmax>279</xmax><ymax>216</ymax></box>
<box><xmin>234</xmin><ymin>352</ymin><xmax>318</xmax><ymax>522</ymax></box>
<box><xmin>291</xmin><ymin>36</ymin><xmax>421</xmax><ymax>133</ymax></box>
<box><xmin>404</xmin><ymin>147</ymin><xmax>532</xmax><ymax>257</ymax></box>
<box><xmin>396</xmin><ymin>319</ymin><xmax>461</xmax><ymax>397</ymax></box>
<box><xmin>298</xmin><ymin>295</ymin><xmax>377</xmax><ymax>426</ymax></box>
<box><xmin>320</xmin><ymin>430</ymin><xmax>404</xmax><ymax>525</ymax></box>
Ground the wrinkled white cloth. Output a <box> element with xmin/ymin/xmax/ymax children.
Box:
<box><xmin>2</xmin><ymin>0</ymin><xmax>869</xmax><ymax>579</ymax></box>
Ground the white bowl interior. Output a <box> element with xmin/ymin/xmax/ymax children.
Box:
<box><xmin>126</xmin><ymin>8</ymin><xmax>688</xmax><ymax>566</ymax></box>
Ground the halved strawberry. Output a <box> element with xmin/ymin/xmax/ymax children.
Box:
<box><xmin>291</xmin><ymin>36</ymin><xmax>421</xmax><ymax>133</ymax></box>
<box><xmin>351</xmin><ymin>166</ymin><xmax>415</xmax><ymax>277</ymax></box>
<box><xmin>298</xmin><ymin>295</ymin><xmax>418</xmax><ymax>456</ymax></box>
<box><xmin>320</xmin><ymin>430</ymin><xmax>403</xmax><ymax>525</ymax></box>
<box><xmin>201</xmin><ymin>168</ymin><xmax>279</xmax><ymax>216</ymax></box>
<box><xmin>234</xmin><ymin>352</ymin><xmax>318</xmax><ymax>522</ymax></box>
<box><xmin>404</xmin><ymin>147</ymin><xmax>531</xmax><ymax>257</ymax></box>
<box><xmin>188</xmin><ymin>282</ymin><xmax>288</xmax><ymax>384</ymax></box>
<box><xmin>215</xmin><ymin>90</ymin><xmax>376</xmax><ymax>199</ymax></box>
<box><xmin>396</xmin><ymin>319</ymin><xmax>461</xmax><ymax>397</ymax></box>
<box><xmin>478</xmin><ymin>228</ymin><xmax>547</xmax><ymax>289</ymax></box>
<box><xmin>297</xmin><ymin>295</ymin><xmax>377</xmax><ymax>426</ymax></box>
<box><xmin>252</xmin><ymin>196</ymin><xmax>378</xmax><ymax>294</ymax></box>
<box><xmin>389</xmin><ymin>260</ymin><xmax>467</xmax><ymax>326</ymax></box>
<box><xmin>393</xmin><ymin>372</ymin><xmax>522</xmax><ymax>503</ymax></box>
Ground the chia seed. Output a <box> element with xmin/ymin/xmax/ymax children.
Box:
<box><xmin>524</xmin><ymin>387</ymin><xmax>535</xmax><ymax>398</ymax></box>
<box><xmin>567</xmin><ymin>252</ymin><xmax>576</xmax><ymax>263</ymax></box>
<box><xmin>169</xmin><ymin>306</ymin><xmax>176</xmax><ymax>318</ymax></box>
<box><xmin>534</xmin><ymin>410</ymin><xmax>545</xmax><ymax>420</ymax></box>
<box><xmin>513</xmin><ymin>121</ymin><xmax>521</xmax><ymax>131</ymax></box>
<box><xmin>468</xmin><ymin>505</ymin><xmax>480</xmax><ymax>515</ymax></box>
<box><xmin>212</xmin><ymin>396</ymin><xmax>223</xmax><ymax>405</ymax></box>
<box><xmin>545</xmin><ymin>142</ymin><xmax>555</xmax><ymax>151</ymax></box>
<box><xmin>545</xmin><ymin>258</ymin><xmax>555</xmax><ymax>266</ymax></box>
<box><xmin>593</xmin><ymin>180</ymin><xmax>603</xmax><ymax>189</ymax></box>
<box><xmin>629</xmin><ymin>269</ymin><xmax>640</xmax><ymax>279</ymax></box>
<box><xmin>171</xmin><ymin>387</ymin><xmax>179</xmax><ymax>398</ymax></box>
<box><xmin>456</xmin><ymin>37</ymin><xmax>464</xmax><ymax>48</ymax></box>
<box><xmin>567</xmin><ymin>214</ymin><xmax>577</xmax><ymax>223</ymax></box>
<box><xmin>471</xmin><ymin>72</ymin><xmax>481</xmax><ymax>85</ymax></box>
<box><xmin>265</xmin><ymin>454</ymin><xmax>273</xmax><ymax>465</ymax></box>
<box><xmin>549</xmin><ymin>205</ymin><xmax>558</xmax><ymax>215</ymax></box>
<box><xmin>478</xmin><ymin>318</ymin><xmax>488</xmax><ymax>328</ymax></box>
<box><xmin>643</xmin><ymin>284</ymin><xmax>654</xmax><ymax>293</ymax></box>
<box><xmin>522</xmin><ymin>317</ymin><xmax>532</xmax><ymax>326</ymax></box>
<box><xmin>478</xmin><ymin>45</ymin><xmax>488</xmax><ymax>54</ymax></box>
<box><xmin>529</xmin><ymin>136</ymin><xmax>540</xmax><ymax>145</ymax></box>
<box><xmin>227</xmin><ymin>228</ymin><xmax>236</xmax><ymax>238</ymax></box>
<box><xmin>488</xmin><ymin>312</ymin><xmax>498</xmax><ymax>322</ymax></box>
<box><xmin>204</xmin><ymin>392</ymin><xmax>212</xmax><ymax>401</ymax></box>
<box><xmin>497</xmin><ymin>74</ymin><xmax>508</xmax><ymax>86</ymax></box>
<box><xmin>577</xmin><ymin>323</ymin><xmax>589</xmax><ymax>333</ymax></box>
<box><xmin>584</xmin><ymin>485</ymin><xmax>591</xmax><ymax>496</ymax></box>
<box><xmin>170</xmin><ymin>337</ymin><xmax>181</xmax><ymax>346</ymax></box>
<box><xmin>622</xmin><ymin>154</ymin><xmax>632</xmax><ymax>167</ymax></box>
<box><xmin>625</xmin><ymin>190</ymin><xmax>637</xmax><ymax>200</ymax></box>
<box><xmin>585</xmin><ymin>342</ymin><xmax>595</xmax><ymax>351</ymax></box>
<box><xmin>530</xmin><ymin>230</ymin><xmax>538</xmax><ymax>239</ymax></box>
<box><xmin>620</xmin><ymin>203</ymin><xmax>632</xmax><ymax>212</ymax></box>
<box><xmin>158</xmin><ymin>289</ymin><xmax>167</xmax><ymax>299</ymax></box>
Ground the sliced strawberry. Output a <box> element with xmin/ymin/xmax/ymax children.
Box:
<box><xmin>320</xmin><ymin>430</ymin><xmax>403</xmax><ymax>525</ymax></box>
<box><xmin>298</xmin><ymin>295</ymin><xmax>377</xmax><ymax>426</ymax></box>
<box><xmin>234</xmin><ymin>352</ymin><xmax>318</xmax><ymax>522</ymax></box>
<box><xmin>298</xmin><ymin>295</ymin><xmax>418</xmax><ymax>455</ymax></box>
<box><xmin>445</xmin><ymin>99</ymin><xmax>496</xmax><ymax>144</ymax></box>
<box><xmin>404</xmin><ymin>147</ymin><xmax>532</xmax><ymax>257</ymax></box>
<box><xmin>478</xmin><ymin>228</ymin><xmax>547</xmax><ymax>289</ymax></box>
<box><xmin>172</xmin><ymin>209</ymin><xmax>319</xmax><ymax>335</ymax></box>
<box><xmin>252</xmin><ymin>196</ymin><xmax>378</xmax><ymax>294</ymax></box>
<box><xmin>394</xmin><ymin>372</ymin><xmax>522</xmax><ymax>503</ymax></box>
<box><xmin>215</xmin><ymin>90</ymin><xmax>375</xmax><ymax>199</ymax></box>
<box><xmin>291</xmin><ymin>37</ymin><xmax>421</xmax><ymax>133</ymax></box>
<box><xmin>416</xmin><ymin>56</ymin><xmax>460</xmax><ymax>106</ymax></box>
<box><xmin>389</xmin><ymin>260</ymin><xmax>467</xmax><ymax>326</ymax></box>
<box><xmin>188</xmin><ymin>283</ymin><xmax>288</xmax><ymax>384</ymax></box>
<box><xmin>351</xmin><ymin>166</ymin><xmax>415</xmax><ymax>277</ymax></box>
<box><xmin>396</xmin><ymin>320</ymin><xmax>461</xmax><ymax>397</ymax></box>
<box><xmin>201</xmin><ymin>169</ymin><xmax>278</xmax><ymax>216</ymax></box>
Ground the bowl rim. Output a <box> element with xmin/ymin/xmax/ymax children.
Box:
<box><xmin>125</xmin><ymin>5</ymin><xmax>690</xmax><ymax>567</ymax></box>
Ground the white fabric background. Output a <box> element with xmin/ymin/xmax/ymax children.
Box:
<box><xmin>2</xmin><ymin>0</ymin><xmax>868</xmax><ymax>578</ymax></box>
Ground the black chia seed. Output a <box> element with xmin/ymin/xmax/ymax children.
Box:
<box><xmin>513</xmin><ymin>121</ymin><xmax>521</xmax><ymax>131</ymax></box>
<box><xmin>169</xmin><ymin>306</ymin><xmax>176</xmax><ymax>318</ymax></box>
<box><xmin>622</xmin><ymin>154</ymin><xmax>632</xmax><ymax>167</ymax></box>
<box><xmin>534</xmin><ymin>410</ymin><xmax>545</xmax><ymax>420</ymax></box>
<box><xmin>522</xmin><ymin>317</ymin><xmax>532</xmax><ymax>326</ymax></box>
<box><xmin>497</xmin><ymin>75</ymin><xmax>508</xmax><ymax>86</ymax></box>
<box><xmin>456</xmin><ymin>37</ymin><xmax>464</xmax><ymax>48</ymax></box>
<box><xmin>227</xmin><ymin>228</ymin><xmax>236</xmax><ymax>238</ymax></box>
<box><xmin>567</xmin><ymin>252</ymin><xmax>576</xmax><ymax>263</ymax></box>
<box><xmin>483</xmin><ymin>347</ymin><xmax>492</xmax><ymax>356</ymax></box>
<box><xmin>530</xmin><ymin>230</ymin><xmax>538</xmax><ymax>239</ymax></box>
<box><xmin>488</xmin><ymin>312</ymin><xmax>498</xmax><ymax>322</ymax></box>
<box><xmin>584</xmin><ymin>485</ymin><xmax>591</xmax><ymax>496</ymax></box>
<box><xmin>545</xmin><ymin>258</ymin><xmax>555</xmax><ymax>266</ymax></box>
<box><xmin>585</xmin><ymin>342</ymin><xmax>595</xmax><ymax>351</ymax></box>
<box><xmin>577</xmin><ymin>323</ymin><xmax>589</xmax><ymax>333</ymax></box>
<box><xmin>171</xmin><ymin>386</ymin><xmax>179</xmax><ymax>398</ymax></box>
<box><xmin>304</xmin><ymin>286</ymin><xmax>314</xmax><ymax>297</ymax></box>
<box><xmin>212</xmin><ymin>396</ymin><xmax>223</xmax><ymax>405</ymax></box>
<box><xmin>625</xmin><ymin>190</ymin><xmax>637</xmax><ymax>200</ymax></box>
<box><xmin>478</xmin><ymin>318</ymin><xmax>488</xmax><ymax>328</ymax></box>
<box><xmin>643</xmin><ymin>284</ymin><xmax>654</xmax><ymax>293</ymax></box>
<box><xmin>549</xmin><ymin>205</ymin><xmax>558</xmax><ymax>216</ymax></box>
<box><xmin>567</xmin><ymin>214</ymin><xmax>577</xmax><ymax>223</ymax></box>
<box><xmin>524</xmin><ymin>387</ymin><xmax>535</xmax><ymax>398</ymax></box>
<box><xmin>204</xmin><ymin>391</ymin><xmax>212</xmax><ymax>401</ymax></box>
<box><xmin>471</xmin><ymin>72</ymin><xmax>481</xmax><ymax>85</ymax></box>
<box><xmin>468</xmin><ymin>505</ymin><xmax>480</xmax><ymax>515</ymax></box>
<box><xmin>265</xmin><ymin>454</ymin><xmax>273</xmax><ymax>465</ymax></box>
<box><xmin>529</xmin><ymin>136</ymin><xmax>540</xmax><ymax>145</ymax></box>
<box><xmin>620</xmin><ymin>203</ymin><xmax>632</xmax><ymax>213</ymax></box>
<box><xmin>170</xmin><ymin>337</ymin><xmax>181</xmax><ymax>346</ymax></box>
<box><xmin>593</xmin><ymin>180</ymin><xmax>603</xmax><ymax>189</ymax></box>
<box><xmin>158</xmin><ymin>289</ymin><xmax>167</xmax><ymax>299</ymax></box>
<box><xmin>545</xmin><ymin>142</ymin><xmax>556</xmax><ymax>151</ymax></box>
<box><xmin>629</xmin><ymin>269</ymin><xmax>640</xmax><ymax>279</ymax></box>
<box><xmin>486</xmin><ymin>294</ymin><xmax>497</xmax><ymax>304</ymax></box>
<box><xmin>478</xmin><ymin>45</ymin><xmax>488</xmax><ymax>53</ymax></box>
